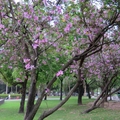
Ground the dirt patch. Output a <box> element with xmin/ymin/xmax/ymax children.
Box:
<box><xmin>58</xmin><ymin>107</ymin><xmax>65</xmax><ymax>111</ymax></box>
<box><xmin>87</xmin><ymin>101</ymin><xmax>120</xmax><ymax>110</ymax></box>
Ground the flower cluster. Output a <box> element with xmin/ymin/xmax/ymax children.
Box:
<box><xmin>23</xmin><ymin>58</ymin><xmax>35</xmax><ymax>70</ymax></box>
<box><xmin>0</xmin><ymin>23</ymin><xmax>4</xmax><ymax>30</ymax></box>
<box><xmin>64</xmin><ymin>23</ymin><xmax>72</xmax><ymax>33</ymax></box>
<box><xmin>56</xmin><ymin>70</ymin><xmax>63</xmax><ymax>77</ymax></box>
<box><xmin>45</xmin><ymin>88</ymin><xmax>50</xmax><ymax>94</ymax></box>
<box><xmin>32</xmin><ymin>38</ymin><xmax>48</xmax><ymax>49</ymax></box>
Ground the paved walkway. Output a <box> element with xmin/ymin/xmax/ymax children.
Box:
<box><xmin>5</xmin><ymin>97</ymin><xmax>62</xmax><ymax>101</ymax></box>
<box><xmin>92</xmin><ymin>94</ymin><xmax>120</xmax><ymax>101</ymax></box>
<box><xmin>108</xmin><ymin>94</ymin><xmax>120</xmax><ymax>101</ymax></box>
<box><xmin>5</xmin><ymin>95</ymin><xmax>120</xmax><ymax>101</ymax></box>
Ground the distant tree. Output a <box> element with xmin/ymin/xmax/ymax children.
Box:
<box><xmin>83</xmin><ymin>43</ymin><xmax>120</xmax><ymax>113</ymax></box>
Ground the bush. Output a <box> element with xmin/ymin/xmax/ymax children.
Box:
<box><xmin>0</xmin><ymin>94</ymin><xmax>21</xmax><ymax>99</ymax></box>
<box><xmin>0</xmin><ymin>94</ymin><xmax>8</xmax><ymax>99</ymax></box>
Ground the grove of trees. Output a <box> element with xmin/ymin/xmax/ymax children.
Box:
<box><xmin>0</xmin><ymin>0</ymin><xmax>120</xmax><ymax>120</ymax></box>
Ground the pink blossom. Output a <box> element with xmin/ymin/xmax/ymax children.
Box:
<box><xmin>64</xmin><ymin>23</ymin><xmax>72</xmax><ymax>33</ymax></box>
<box><xmin>17</xmin><ymin>20</ymin><xmax>21</xmax><ymax>25</ymax></box>
<box><xmin>49</xmin><ymin>10</ymin><xmax>55</xmax><ymax>14</ymax></box>
<box><xmin>8</xmin><ymin>66</ymin><xmax>12</xmax><ymax>69</ymax></box>
<box><xmin>29</xmin><ymin>6</ymin><xmax>34</xmax><ymax>13</ymax></box>
<box><xmin>64</xmin><ymin>14</ymin><xmax>70</xmax><ymax>20</ymax></box>
<box><xmin>80</xmin><ymin>0</ymin><xmax>85</xmax><ymax>2</ymax></box>
<box><xmin>34</xmin><ymin>39</ymin><xmax>40</xmax><ymax>44</ymax></box>
<box><xmin>23</xmin><ymin>12</ymin><xmax>31</xmax><ymax>19</ymax></box>
<box><xmin>56</xmin><ymin>6</ymin><xmax>62</xmax><ymax>14</ymax></box>
<box><xmin>32</xmin><ymin>39</ymin><xmax>40</xmax><ymax>49</ymax></box>
<box><xmin>25</xmin><ymin>63</ymin><xmax>35</xmax><ymax>70</ymax></box>
<box><xmin>30</xmin><ymin>65</ymin><xmax>35</xmax><ymax>70</ymax></box>
<box><xmin>16</xmin><ymin>78</ymin><xmax>22</xmax><ymax>82</ymax></box>
<box><xmin>36</xmin><ymin>27</ymin><xmax>40</xmax><ymax>31</ymax></box>
<box><xmin>43</xmin><ymin>0</ymin><xmax>48</xmax><ymax>6</ymax></box>
<box><xmin>47</xmin><ymin>16</ymin><xmax>52</xmax><ymax>21</ymax></box>
<box><xmin>32</xmin><ymin>43</ymin><xmax>39</xmax><ymax>49</ymax></box>
<box><xmin>53</xmin><ymin>43</ymin><xmax>57</xmax><ymax>47</ymax></box>
<box><xmin>41</xmin><ymin>38</ymin><xmax>48</xmax><ymax>44</ymax></box>
<box><xmin>25</xmin><ymin>62</ymin><xmax>31</xmax><ymax>70</ymax></box>
<box><xmin>0</xmin><ymin>24</ymin><xmax>5</xmax><ymax>29</ymax></box>
<box><xmin>56</xmin><ymin>70</ymin><xmax>63</xmax><ymax>77</ymax></box>
<box><xmin>56</xmin><ymin>58</ymin><xmax>59</xmax><ymax>61</ymax></box>
<box><xmin>45</xmin><ymin>88</ymin><xmax>50</xmax><ymax>93</ymax></box>
<box><xmin>23</xmin><ymin>58</ymin><xmax>30</xmax><ymax>63</ymax></box>
<box><xmin>42</xmin><ymin>60</ymin><xmax>47</xmax><ymax>65</ymax></box>
<box><xmin>34</xmin><ymin>16</ymin><xmax>39</xmax><ymax>21</ymax></box>
<box><xmin>76</xmin><ymin>28</ymin><xmax>80</xmax><ymax>34</ymax></box>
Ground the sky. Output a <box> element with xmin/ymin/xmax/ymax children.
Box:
<box><xmin>14</xmin><ymin>0</ymin><xmax>102</xmax><ymax>9</ymax></box>
<box><xmin>14</xmin><ymin>0</ymin><xmax>32</xmax><ymax>3</ymax></box>
<box><xmin>14</xmin><ymin>0</ymin><xmax>21</xmax><ymax>3</ymax></box>
<box><xmin>14</xmin><ymin>0</ymin><xmax>23</xmax><ymax>3</ymax></box>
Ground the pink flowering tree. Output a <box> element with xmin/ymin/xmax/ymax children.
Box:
<box><xmin>82</xmin><ymin>43</ymin><xmax>120</xmax><ymax>113</ymax></box>
<box><xmin>1</xmin><ymin>0</ymin><xmax>120</xmax><ymax>120</ymax></box>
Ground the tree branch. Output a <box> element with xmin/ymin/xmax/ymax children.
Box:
<box><xmin>8</xmin><ymin>0</ymin><xmax>16</xmax><ymax>24</ymax></box>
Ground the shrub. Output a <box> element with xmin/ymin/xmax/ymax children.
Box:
<box><xmin>0</xmin><ymin>94</ymin><xmax>21</xmax><ymax>99</ymax></box>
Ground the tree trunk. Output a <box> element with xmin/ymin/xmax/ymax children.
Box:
<box><xmin>24</xmin><ymin>69</ymin><xmax>37</xmax><ymax>120</ymax></box>
<box><xmin>109</xmin><ymin>90</ymin><xmax>112</xmax><ymax>101</ymax></box>
<box><xmin>60</xmin><ymin>79</ymin><xmax>63</xmax><ymax>101</ymax></box>
<box><xmin>78</xmin><ymin>82</ymin><xmax>84</xmax><ymax>105</ymax></box>
<box><xmin>44</xmin><ymin>94</ymin><xmax>47</xmax><ymax>100</ymax></box>
<box><xmin>19</xmin><ymin>77</ymin><xmax>28</xmax><ymax>113</ymax></box>
<box><xmin>77</xmin><ymin>57</ymin><xmax>85</xmax><ymax>105</ymax></box>
<box><xmin>6</xmin><ymin>83</ymin><xmax>8</xmax><ymax>94</ymax></box>
<box><xmin>104</xmin><ymin>87</ymin><xmax>108</xmax><ymax>102</ymax></box>
<box><xmin>85</xmin><ymin>80</ymin><xmax>91</xmax><ymax>99</ymax></box>
<box><xmin>87</xmin><ymin>86</ymin><xmax>91</xmax><ymax>99</ymax></box>
<box><xmin>91</xmin><ymin>90</ymin><xmax>94</xmax><ymax>96</ymax></box>
<box><xmin>83</xmin><ymin>106</ymin><xmax>98</xmax><ymax>113</ymax></box>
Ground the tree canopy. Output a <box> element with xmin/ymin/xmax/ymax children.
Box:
<box><xmin>0</xmin><ymin>0</ymin><xmax>120</xmax><ymax>120</ymax></box>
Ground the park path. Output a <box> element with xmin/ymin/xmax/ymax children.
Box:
<box><xmin>5</xmin><ymin>95</ymin><xmax>120</xmax><ymax>101</ymax></box>
<box><xmin>5</xmin><ymin>97</ymin><xmax>61</xmax><ymax>101</ymax></box>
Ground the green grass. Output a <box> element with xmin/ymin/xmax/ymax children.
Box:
<box><xmin>0</xmin><ymin>97</ymin><xmax>120</xmax><ymax>120</ymax></box>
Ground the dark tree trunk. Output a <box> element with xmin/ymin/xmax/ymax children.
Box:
<box><xmin>44</xmin><ymin>94</ymin><xmax>47</xmax><ymax>100</ymax></box>
<box><xmin>19</xmin><ymin>78</ymin><xmax>27</xmax><ymax>113</ymax></box>
<box><xmin>77</xmin><ymin>57</ymin><xmax>85</xmax><ymax>105</ymax></box>
<box><xmin>85</xmin><ymin>80</ymin><xmax>91</xmax><ymax>99</ymax></box>
<box><xmin>104</xmin><ymin>79</ymin><xmax>108</xmax><ymax>102</ymax></box>
<box><xmin>60</xmin><ymin>79</ymin><xmax>63</xmax><ymax>101</ymax></box>
<box><xmin>87</xmin><ymin>86</ymin><xmax>91</xmax><ymax>99</ymax></box>
<box><xmin>78</xmin><ymin>82</ymin><xmax>84</xmax><ymax>105</ymax></box>
<box><xmin>91</xmin><ymin>90</ymin><xmax>94</xmax><ymax>96</ymax></box>
<box><xmin>24</xmin><ymin>69</ymin><xmax>37</xmax><ymax>120</ymax></box>
<box><xmin>109</xmin><ymin>90</ymin><xmax>112</xmax><ymax>101</ymax></box>
<box><xmin>104</xmin><ymin>91</ymin><xmax>108</xmax><ymax>102</ymax></box>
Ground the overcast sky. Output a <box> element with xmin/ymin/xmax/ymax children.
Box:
<box><xmin>14</xmin><ymin>0</ymin><xmax>21</xmax><ymax>2</ymax></box>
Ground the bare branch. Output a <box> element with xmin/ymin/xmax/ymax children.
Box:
<box><xmin>8</xmin><ymin>0</ymin><xmax>16</xmax><ymax>24</ymax></box>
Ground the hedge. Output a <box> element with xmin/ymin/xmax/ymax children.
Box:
<box><xmin>0</xmin><ymin>94</ymin><xmax>21</xmax><ymax>99</ymax></box>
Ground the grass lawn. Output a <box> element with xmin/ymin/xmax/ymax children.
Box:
<box><xmin>0</xmin><ymin>96</ymin><xmax>120</xmax><ymax>120</ymax></box>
